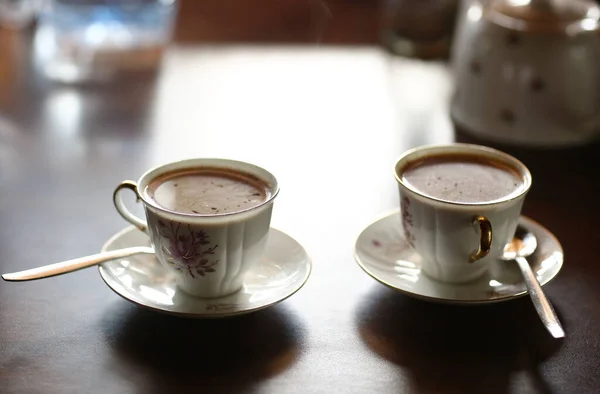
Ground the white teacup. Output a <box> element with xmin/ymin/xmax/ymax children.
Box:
<box><xmin>394</xmin><ymin>143</ymin><xmax>531</xmax><ymax>283</ymax></box>
<box><xmin>113</xmin><ymin>158</ymin><xmax>279</xmax><ymax>298</ymax></box>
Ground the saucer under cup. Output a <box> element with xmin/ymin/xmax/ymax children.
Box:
<box><xmin>98</xmin><ymin>226</ymin><xmax>312</xmax><ymax>317</ymax></box>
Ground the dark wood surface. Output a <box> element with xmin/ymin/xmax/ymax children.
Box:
<box><xmin>1</xmin><ymin>14</ymin><xmax>600</xmax><ymax>394</ymax></box>
<box><xmin>173</xmin><ymin>0</ymin><xmax>379</xmax><ymax>44</ymax></box>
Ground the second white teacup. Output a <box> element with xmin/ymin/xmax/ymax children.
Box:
<box><xmin>394</xmin><ymin>143</ymin><xmax>532</xmax><ymax>283</ymax></box>
<box><xmin>113</xmin><ymin>158</ymin><xmax>279</xmax><ymax>298</ymax></box>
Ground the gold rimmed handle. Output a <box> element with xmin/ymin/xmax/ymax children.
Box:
<box><xmin>469</xmin><ymin>216</ymin><xmax>492</xmax><ymax>262</ymax></box>
<box><xmin>113</xmin><ymin>180</ymin><xmax>148</xmax><ymax>233</ymax></box>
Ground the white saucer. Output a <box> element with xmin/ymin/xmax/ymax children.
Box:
<box><xmin>354</xmin><ymin>210</ymin><xmax>563</xmax><ymax>305</ymax></box>
<box><xmin>98</xmin><ymin>226</ymin><xmax>312</xmax><ymax>318</ymax></box>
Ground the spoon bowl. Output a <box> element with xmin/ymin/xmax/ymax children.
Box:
<box><xmin>502</xmin><ymin>226</ymin><xmax>538</xmax><ymax>260</ymax></box>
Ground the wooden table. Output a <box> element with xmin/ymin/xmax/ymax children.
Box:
<box><xmin>1</xmin><ymin>30</ymin><xmax>600</xmax><ymax>394</ymax></box>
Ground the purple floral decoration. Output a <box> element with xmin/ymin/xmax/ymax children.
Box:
<box><xmin>157</xmin><ymin>220</ymin><xmax>219</xmax><ymax>278</ymax></box>
<box><xmin>401</xmin><ymin>197</ymin><xmax>416</xmax><ymax>247</ymax></box>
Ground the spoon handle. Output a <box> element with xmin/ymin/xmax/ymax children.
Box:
<box><xmin>516</xmin><ymin>256</ymin><xmax>565</xmax><ymax>338</ymax></box>
<box><xmin>1</xmin><ymin>246</ymin><xmax>155</xmax><ymax>282</ymax></box>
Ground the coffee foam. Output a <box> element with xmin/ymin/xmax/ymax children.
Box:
<box><xmin>145</xmin><ymin>168</ymin><xmax>270</xmax><ymax>215</ymax></box>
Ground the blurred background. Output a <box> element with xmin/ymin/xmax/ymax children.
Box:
<box><xmin>1</xmin><ymin>0</ymin><xmax>599</xmax><ymax>162</ymax></box>
<box><xmin>0</xmin><ymin>0</ymin><xmax>458</xmax><ymax>57</ymax></box>
<box><xmin>0</xmin><ymin>0</ymin><xmax>462</xmax><ymax>179</ymax></box>
<box><xmin>0</xmin><ymin>0</ymin><xmax>458</xmax><ymax>87</ymax></box>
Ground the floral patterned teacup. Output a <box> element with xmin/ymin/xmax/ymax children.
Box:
<box><xmin>113</xmin><ymin>158</ymin><xmax>279</xmax><ymax>298</ymax></box>
<box><xmin>394</xmin><ymin>144</ymin><xmax>531</xmax><ymax>284</ymax></box>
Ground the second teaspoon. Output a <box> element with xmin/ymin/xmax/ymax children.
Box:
<box><xmin>501</xmin><ymin>226</ymin><xmax>565</xmax><ymax>338</ymax></box>
<box><xmin>1</xmin><ymin>246</ymin><xmax>155</xmax><ymax>282</ymax></box>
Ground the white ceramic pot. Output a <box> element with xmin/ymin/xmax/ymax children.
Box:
<box><xmin>451</xmin><ymin>0</ymin><xmax>600</xmax><ymax>147</ymax></box>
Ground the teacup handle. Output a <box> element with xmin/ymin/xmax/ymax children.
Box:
<box><xmin>113</xmin><ymin>180</ymin><xmax>148</xmax><ymax>233</ymax></box>
<box><xmin>469</xmin><ymin>216</ymin><xmax>492</xmax><ymax>262</ymax></box>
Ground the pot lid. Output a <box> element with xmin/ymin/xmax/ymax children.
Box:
<box><xmin>486</xmin><ymin>0</ymin><xmax>600</xmax><ymax>33</ymax></box>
